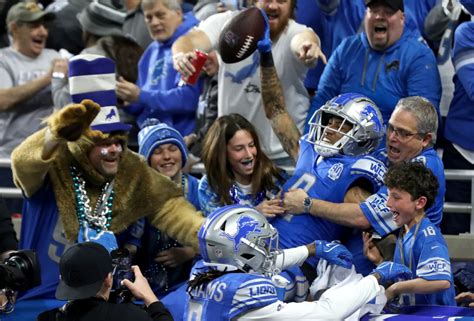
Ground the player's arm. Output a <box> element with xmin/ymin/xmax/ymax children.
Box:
<box><xmin>290</xmin><ymin>29</ymin><xmax>327</xmax><ymax>67</ymax></box>
<box><xmin>283</xmin><ymin>187</ymin><xmax>371</xmax><ymax>229</ymax></box>
<box><xmin>259</xmin><ymin>51</ymin><xmax>301</xmax><ymax>162</ymax></box>
<box><xmin>237</xmin><ymin>274</ymin><xmax>383</xmax><ymax>320</ymax></box>
<box><xmin>385</xmin><ymin>278</ymin><xmax>451</xmax><ymax>301</ymax></box>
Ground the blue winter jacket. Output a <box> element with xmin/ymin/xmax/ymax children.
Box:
<box><xmin>125</xmin><ymin>12</ymin><xmax>202</xmax><ymax>136</ymax></box>
<box><xmin>306</xmin><ymin>27</ymin><xmax>441</xmax><ymax>133</ymax></box>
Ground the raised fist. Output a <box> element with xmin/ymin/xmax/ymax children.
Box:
<box><xmin>48</xmin><ymin>99</ymin><xmax>100</xmax><ymax>141</ymax></box>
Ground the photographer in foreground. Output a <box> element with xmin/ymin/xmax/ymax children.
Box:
<box><xmin>38</xmin><ymin>242</ymin><xmax>173</xmax><ymax>321</ymax></box>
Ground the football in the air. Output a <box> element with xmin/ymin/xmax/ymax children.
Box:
<box><xmin>218</xmin><ymin>7</ymin><xmax>266</xmax><ymax>64</ymax></box>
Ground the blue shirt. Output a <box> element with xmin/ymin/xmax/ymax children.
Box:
<box><xmin>19</xmin><ymin>181</ymin><xmax>71</xmax><ymax>300</ymax></box>
<box><xmin>393</xmin><ymin>218</ymin><xmax>456</xmax><ymax>306</ymax></box>
<box><xmin>272</xmin><ymin>137</ymin><xmax>386</xmax><ymax>268</ymax></box>
<box><xmin>361</xmin><ymin>147</ymin><xmax>446</xmax><ymax>237</ymax></box>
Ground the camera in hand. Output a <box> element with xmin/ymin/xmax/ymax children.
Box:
<box><xmin>0</xmin><ymin>250</ymin><xmax>41</xmax><ymax>292</ymax></box>
<box><xmin>110</xmin><ymin>248</ymin><xmax>135</xmax><ymax>304</ymax></box>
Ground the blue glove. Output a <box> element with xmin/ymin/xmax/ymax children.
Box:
<box><xmin>315</xmin><ymin>240</ymin><xmax>353</xmax><ymax>269</ymax></box>
<box><xmin>372</xmin><ymin>261</ymin><xmax>413</xmax><ymax>284</ymax></box>
<box><xmin>257</xmin><ymin>9</ymin><xmax>272</xmax><ymax>53</ymax></box>
<box><xmin>78</xmin><ymin>223</ymin><xmax>118</xmax><ymax>253</ymax></box>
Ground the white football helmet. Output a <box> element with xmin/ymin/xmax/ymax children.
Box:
<box><xmin>198</xmin><ymin>205</ymin><xmax>280</xmax><ymax>277</ymax></box>
<box><xmin>307</xmin><ymin>93</ymin><xmax>385</xmax><ymax>157</ymax></box>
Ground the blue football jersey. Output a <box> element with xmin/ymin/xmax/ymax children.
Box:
<box><xmin>361</xmin><ymin>147</ymin><xmax>445</xmax><ymax>236</ymax></box>
<box><xmin>393</xmin><ymin>218</ymin><xmax>456</xmax><ymax>306</ymax></box>
<box><xmin>184</xmin><ymin>271</ymin><xmax>279</xmax><ymax>321</ymax></box>
<box><xmin>272</xmin><ymin>138</ymin><xmax>386</xmax><ymax>267</ymax></box>
<box><xmin>19</xmin><ymin>181</ymin><xmax>73</xmax><ymax>300</ymax></box>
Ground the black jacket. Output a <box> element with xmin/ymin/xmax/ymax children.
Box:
<box><xmin>37</xmin><ymin>297</ymin><xmax>173</xmax><ymax>321</ymax></box>
<box><xmin>0</xmin><ymin>196</ymin><xmax>17</xmax><ymax>253</ymax></box>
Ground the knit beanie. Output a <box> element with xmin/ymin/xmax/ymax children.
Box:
<box><xmin>138</xmin><ymin>119</ymin><xmax>188</xmax><ymax>166</ymax></box>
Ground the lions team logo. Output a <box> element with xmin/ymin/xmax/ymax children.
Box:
<box><xmin>360</xmin><ymin>105</ymin><xmax>382</xmax><ymax>134</ymax></box>
<box><xmin>221</xmin><ymin>216</ymin><xmax>262</xmax><ymax>251</ymax></box>
<box><xmin>150</xmin><ymin>58</ymin><xmax>166</xmax><ymax>85</ymax></box>
<box><xmin>328</xmin><ymin>163</ymin><xmax>344</xmax><ymax>181</ymax></box>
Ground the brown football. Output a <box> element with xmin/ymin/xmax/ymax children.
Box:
<box><xmin>218</xmin><ymin>7</ymin><xmax>266</xmax><ymax>64</ymax></box>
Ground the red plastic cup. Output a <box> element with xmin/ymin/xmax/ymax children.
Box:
<box><xmin>184</xmin><ymin>50</ymin><xmax>208</xmax><ymax>85</ymax></box>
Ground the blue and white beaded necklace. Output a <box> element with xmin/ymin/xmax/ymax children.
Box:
<box><xmin>70</xmin><ymin>165</ymin><xmax>115</xmax><ymax>232</ymax></box>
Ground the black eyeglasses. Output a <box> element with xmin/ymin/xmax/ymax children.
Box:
<box><xmin>387</xmin><ymin>124</ymin><xmax>425</xmax><ymax>141</ymax></box>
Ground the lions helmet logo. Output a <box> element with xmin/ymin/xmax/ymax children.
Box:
<box><xmin>221</xmin><ymin>216</ymin><xmax>262</xmax><ymax>251</ymax></box>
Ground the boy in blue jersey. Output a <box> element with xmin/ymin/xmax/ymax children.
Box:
<box><xmin>184</xmin><ymin>205</ymin><xmax>413</xmax><ymax>321</ymax></box>
<box><xmin>364</xmin><ymin>161</ymin><xmax>456</xmax><ymax>306</ymax></box>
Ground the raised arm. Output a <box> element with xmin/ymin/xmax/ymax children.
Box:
<box><xmin>290</xmin><ymin>28</ymin><xmax>326</xmax><ymax>67</ymax></box>
<box><xmin>172</xmin><ymin>29</ymin><xmax>213</xmax><ymax>79</ymax></box>
<box><xmin>11</xmin><ymin>100</ymin><xmax>100</xmax><ymax>197</ymax></box>
<box><xmin>282</xmin><ymin>185</ymin><xmax>372</xmax><ymax>229</ymax></box>
<box><xmin>259</xmin><ymin>51</ymin><xmax>301</xmax><ymax>162</ymax></box>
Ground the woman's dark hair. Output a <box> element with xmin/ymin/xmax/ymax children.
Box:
<box><xmin>202</xmin><ymin>113</ymin><xmax>284</xmax><ymax>205</ymax></box>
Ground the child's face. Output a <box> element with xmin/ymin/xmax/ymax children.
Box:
<box><xmin>386</xmin><ymin>187</ymin><xmax>418</xmax><ymax>227</ymax></box>
<box><xmin>150</xmin><ymin>143</ymin><xmax>182</xmax><ymax>180</ymax></box>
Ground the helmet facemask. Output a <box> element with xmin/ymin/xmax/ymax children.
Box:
<box><xmin>307</xmin><ymin>93</ymin><xmax>384</xmax><ymax>157</ymax></box>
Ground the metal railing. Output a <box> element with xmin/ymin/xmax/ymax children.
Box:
<box><xmin>2</xmin><ymin>158</ymin><xmax>474</xmax><ymax>259</ymax></box>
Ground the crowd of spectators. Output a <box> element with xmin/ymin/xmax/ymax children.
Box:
<box><xmin>1</xmin><ymin>0</ymin><xmax>474</xmax><ymax>319</ymax></box>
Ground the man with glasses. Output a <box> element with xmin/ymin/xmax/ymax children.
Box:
<box><xmin>283</xmin><ymin>96</ymin><xmax>444</xmax><ymax>273</ymax></box>
<box><xmin>304</xmin><ymin>0</ymin><xmax>441</xmax><ymax>133</ymax></box>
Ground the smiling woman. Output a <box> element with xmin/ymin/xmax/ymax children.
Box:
<box><xmin>198</xmin><ymin>113</ymin><xmax>288</xmax><ymax>217</ymax></box>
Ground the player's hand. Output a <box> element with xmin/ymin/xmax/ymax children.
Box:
<box><xmin>371</xmin><ymin>261</ymin><xmax>412</xmax><ymax>285</ymax></box>
<box><xmin>173</xmin><ymin>51</ymin><xmax>197</xmax><ymax>80</ymax></box>
<box><xmin>282</xmin><ymin>188</ymin><xmax>308</xmax><ymax>214</ymax></box>
<box><xmin>122</xmin><ymin>265</ymin><xmax>158</xmax><ymax>307</ymax></box>
<box><xmin>116</xmin><ymin>77</ymin><xmax>140</xmax><ymax>104</ymax></box>
<box><xmin>296</xmin><ymin>41</ymin><xmax>327</xmax><ymax>66</ymax></box>
<box><xmin>256</xmin><ymin>199</ymin><xmax>285</xmax><ymax>218</ymax></box>
<box><xmin>257</xmin><ymin>9</ymin><xmax>272</xmax><ymax>53</ymax></box>
<box><xmin>362</xmin><ymin>232</ymin><xmax>384</xmax><ymax>265</ymax></box>
<box><xmin>48</xmin><ymin>99</ymin><xmax>100</xmax><ymax>141</ymax></box>
<box><xmin>154</xmin><ymin>247</ymin><xmax>195</xmax><ymax>268</ymax></box>
<box><xmin>315</xmin><ymin>240</ymin><xmax>353</xmax><ymax>269</ymax></box>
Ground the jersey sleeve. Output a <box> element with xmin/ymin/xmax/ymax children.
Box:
<box><xmin>350</xmin><ymin>156</ymin><xmax>386</xmax><ymax>192</ymax></box>
<box><xmin>416</xmin><ymin>226</ymin><xmax>452</xmax><ymax>282</ymax></box>
<box><xmin>453</xmin><ymin>22</ymin><xmax>474</xmax><ymax>101</ymax></box>
<box><xmin>230</xmin><ymin>277</ymin><xmax>279</xmax><ymax>319</ymax></box>
<box><xmin>360</xmin><ymin>187</ymin><xmax>398</xmax><ymax>237</ymax></box>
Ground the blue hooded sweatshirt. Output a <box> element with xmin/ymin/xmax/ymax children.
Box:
<box><xmin>125</xmin><ymin>12</ymin><xmax>202</xmax><ymax>136</ymax></box>
<box><xmin>306</xmin><ymin>27</ymin><xmax>441</xmax><ymax>133</ymax></box>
